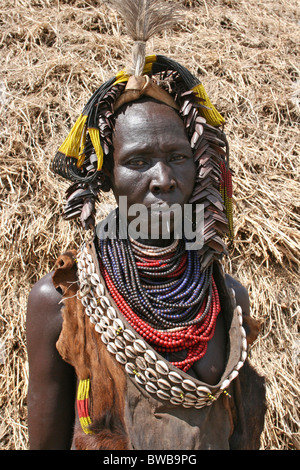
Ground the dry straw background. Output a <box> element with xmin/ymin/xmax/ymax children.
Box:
<box><xmin>0</xmin><ymin>0</ymin><xmax>299</xmax><ymax>450</ymax></box>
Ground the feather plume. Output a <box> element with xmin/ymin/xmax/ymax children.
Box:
<box><xmin>110</xmin><ymin>0</ymin><xmax>181</xmax><ymax>75</ymax></box>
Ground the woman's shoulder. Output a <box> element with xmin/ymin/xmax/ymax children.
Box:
<box><xmin>225</xmin><ymin>274</ymin><xmax>250</xmax><ymax>316</ymax></box>
<box><xmin>28</xmin><ymin>272</ymin><xmax>63</xmax><ymax>311</ymax></box>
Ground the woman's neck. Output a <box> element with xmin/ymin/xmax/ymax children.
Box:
<box><xmin>133</xmin><ymin>235</ymin><xmax>176</xmax><ymax>248</ymax></box>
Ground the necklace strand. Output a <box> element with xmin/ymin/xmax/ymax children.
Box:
<box><xmin>97</xmin><ymin>235</ymin><xmax>220</xmax><ymax>371</ymax></box>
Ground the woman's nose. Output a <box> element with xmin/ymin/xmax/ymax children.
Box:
<box><xmin>149</xmin><ymin>162</ymin><xmax>176</xmax><ymax>194</ymax></box>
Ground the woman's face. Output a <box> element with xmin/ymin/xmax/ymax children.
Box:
<box><xmin>109</xmin><ymin>100</ymin><xmax>196</xmax><ymax>239</ymax></box>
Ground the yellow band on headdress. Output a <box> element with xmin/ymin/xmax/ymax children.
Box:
<box><xmin>57</xmin><ymin>115</ymin><xmax>103</xmax><ymax>170</ymax></box>
<box><xmin>193</xmin><ymin>84</ymin><xmax>225</xmax><ymax>127</ymax></box>
<box><xmin>88</xmin><ymin>128</ymin><xmax>104</xmax><ymax>171</ymax></box>
<box><xmin>58</xmin><ymin>114</ymin><xmax>88</xmax><ymax>161</ymax></box>
<box><xmin>114</xmin><ymin>70</ymin><xmax>130</xmax><ymax>85</ymax></box>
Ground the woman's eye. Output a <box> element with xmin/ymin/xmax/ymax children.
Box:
<box><xmin>171</xmin><ymin>154</ymin><xmax>185</xmax><ymax>161</ymax></box>
<box><xmin>128</xmin><ymin>159</ymin><xmax>147</xmax><ymax>167</ymax></box>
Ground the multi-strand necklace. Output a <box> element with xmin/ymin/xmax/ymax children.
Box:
<box><xmin>97</xmin><ymin>233</ymin><xmax>220</xmax><ymax>372</ymax></box>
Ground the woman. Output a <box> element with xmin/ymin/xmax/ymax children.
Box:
<box><xmin>27</xmin><ymin>98</ymin><xmax>265</xmax><ymax>451</ymax></box>
<box><xmin>26</xmin><ymin>1</ymin><xmax>265</xmax><ymax>451</ymax></box>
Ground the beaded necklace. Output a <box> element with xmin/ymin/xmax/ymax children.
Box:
<box><xmin>97</xmin><ymin>232</ymin><xmax>220</xmax><ymax>372</ymax></box>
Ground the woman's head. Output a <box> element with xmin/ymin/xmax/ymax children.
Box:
<box><xmin>53</xmin><ymin>58</ymin><xmax>231</xmax><ymax>265</ymax></box>
<box><xmin>108</xmin><ymin>98</ymin><xmax>196</xmax><ymax>240</ymax></box>
<box><xmin>111</xmin><ymin>99</ymin><xmax>195</xmax><ymax>208</ymax></box>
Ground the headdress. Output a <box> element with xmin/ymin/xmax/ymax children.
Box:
<box><xmin>52</xmin><ymin>0</ymin><xmax>233</xmax><ymax>269</ymax></box>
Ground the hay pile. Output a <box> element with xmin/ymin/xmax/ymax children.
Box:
<box><xmin>0</xmin><ymin>0</ymin><xmax>299</xmax><ymax>450</ymax></box>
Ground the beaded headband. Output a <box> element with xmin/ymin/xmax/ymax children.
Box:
<box><xmin>51</xmin><ymin>0</ymin><xmax>233</xmax><ymax>269</ymax></box>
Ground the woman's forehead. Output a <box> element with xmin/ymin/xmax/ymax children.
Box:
<box><xmin>112</xmin><ymin>100</ymin><xmax>190</xmax><ymax>152</ymax></box>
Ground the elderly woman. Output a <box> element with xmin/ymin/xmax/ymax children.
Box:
<box><xmin>26</xmin><ymin>3</ymin><xmax>265</xmax><ymax>451</ymax></box>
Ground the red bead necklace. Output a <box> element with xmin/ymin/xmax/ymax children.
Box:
<box><xmin>100</xmin><ymin>260</ymin><xmax>220</xmax><ymax>372</ymax></box>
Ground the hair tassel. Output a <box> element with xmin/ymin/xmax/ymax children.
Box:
<box><xmin>220</xmin><ymin>161</ymin><xmax>234</xmax><ymax>239</ymax></box>
<box><xmin>88</xmin><ymin>128</ymin><xmax>104</xmax><ymax>171</ymax></box>
<box><xmin>77</xmin><ymin>379</ymin><xmax>93</xmax><ymax>435</ymax></box>
<box><xmin>58</xmin><ymin>114</ymin><xmax>88</xmax><ymax>163</ymax></box>
<box><xmin>193</xmin><ymin>84</ymin><xmax>225</xmax><ymax>127</ymax></box>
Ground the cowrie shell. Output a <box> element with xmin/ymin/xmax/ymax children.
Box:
<box><xmin>136</xmin><ymin>356</ymin><xmax>147</xmax><ymax>370</ymax></box>
<box><xmin>113</xmin><ymin>318</ymin><xmax>124</xmax><ymax>332</ymax></box>
<box><xmin>100</xmin><ymin>316</ymin><xmax>110</xmax><ymax>329</ymax></box>
<box><xmin>241</xmin><ymin>350</ymin><xmax>247</xmax><ymax>361</ymax></box>
<box><xmin>184</xmin><ymin>392</ymin><xmax>197</xmax><ymax>402</ymax></box>
<box><xmin>235</xmin><ymin>360</ymin><xmax>244</xmax><ymax>371</ymax></box>
<box><xmin>133</xmin><ymin>339</ymin><xmax>147</xmax><ymax>353</ymax></box>
<box><xmin>92</xmin><ymin>312</ymin><xmax>101</xmax><ymax>322</ymax></box>
<box><xmin>95</xmin><ymin>284</ymin><xmax>105</xmax><ymax>297</ymax></box>
<box><xmin>80</xmin><ymin>283</ymin><xmax>91</xmax><ymax>297</ymax></box>
<box><xmin>95</xmin><ymin>306</ymin><xmax>104</xmax><ymax>317</ymax></box>
<box><xmin>195</xmin><ymin>402</ymin><xmax>207</xmax><ymax>409</ymax></box>
<box><xmin>145</xmin><ymin>382</ymin><xmax>158</xmax><ymax>394</ymax></box>
<box><xmin>182</xmin><ymin>379</ymin><xmax>197</xmax><ymax>392</ymax></box>
<box><xmin>125</xmin><ymin>345</ymin><xmax>137</xmax><ymax>359</ymax></box>
<box><xmin>86</xmin><ymin>291</ymin><xmax>94</xmax><ymax>300</ymax></box>
<box><xmin>145</xmin><ymin>368</ymin><xmax>158</xmax><ymax>382</ymax></box>
<box><xmin>115</xmin><ymin>336</ymin><xmax>126</xmax><ymax>349</ymax></box>
<box><xmin>107</xmin><ymin>326</ymin><xmax>116</xmax><ymax>340</ymax></box>
<box><xmin>115</xmin><ymin>352</ymin><xmax>127</xmax><ymax>364</ymax></box>
<box><xmin>78</xmin><ymin>268</ymin><xmax>86</xmax><ymax>279</ymax></box>
<box><xmin>157</xmin><ymin>390</ymin><xmax>170</xmax><ymax>400</ymax></box>
<box><xmin>196</xmin><ymin>396</ymin><xmax>209</xmax><ymax>405</ymax></box>
<box><xmin>170</xmin><ymin>386</ymin><xmax>184</xmax><ymax>398</ymax></box>
<box><xmin>85</xmin><ymin>253</ymin><xmax>93</xmax><ymax>264</ymax></box>
<box><xmin>89</xmin><ymin>298</ymin><xmax>98</xmax><ymax>309</ymax></box>
<box><xmin>157</xmin><ymin>378</ymin><xmax>171</xmax><ymax>390</ymax></box>
<box><xmin>101</xmin><ymin>332</ymin><xmax>109</xmax><ymax>344</ymax></box>
<box><xmin>235</xmin><ymin>305</ymin><xmax>242</xmax><ymax>316</ymax></box>
<box><xmin>81</xmin><ymin>296</ymin><xmax>89</xmax><ymax>308</ymax></box>
<box><xmin>92</xmin><ymin>311</ymin><xmax>101</xmax><ymax>322</ymax></box>
<box><xmin>125</xmin><ymin>362</ymin><xmax>136</xmax><ymax>375</ymax></box>
<box><xmin>95</xmin><ymin>323</ymin><xmax>104</xmax><ymax>334</ymax></box>
<box><xmin>135</xmin><ymin>373</ymin><xmax>146</xmax><ymax>386</ymax></box>
<box><xmin>87</xmin><ymin>263</ymin><xmax>95</xmax><ymax>275</ymax></box>
<box><xmin>144</xmin><ymin>349</ymin><xmax>157</xmax><ymax>364</ymax></box>
<box><xmin>85</xmin><ymin>306</ymin><xmax>92</xmax><ymax>317</ymax></box>
<box><xmin>170</xmin><ymin>397</ymin><xmax>183</xmax><ymax>405</ymax></box>
<box><xmin>90</xmin><ymin>272</ymin><xmax>100</xmax><ymax>286</ymax></box>
<box><xmin>107</xmin><ymin>306</ymin><xmax>117</xmax><ymax>320</ymax></box>
<box><xmin>229</xmin><ymin>370</ymin><xmax>239</xmax><ymax>382</ymax></box>
<box><xmin>77</xmin><ymin>260</ymin><xmax>85</xmax><ymax>270</ymax></box>
<box><xmin>220</xmin><ymin>379</ymin><xmax>230</xmax><ymax>391</ymax></box>
<box><xmin>182</xmin><ymin>402</ymin><xmax>193</xmax><ymax>408</ymax></box>
<box><xmin>196</xmin><ymin>386</ymin><xmax>211</xmax><ymax>397</ymax></box>
<box><xmin>77</xmin><ymin>269</ymin><xmax>87</xmax><ymax>283</ymax></box>
<box><xmin>123</xmin><ymin>329</ymin><xmax>136</xmax><ymax>342</ymax></box>
<box><xmin>100</xmin><ymin>296</ymin><xmax>110</xmax><ymax>309</ymax></box>
<box><xmin>168</xmin><ymin>371</ymin><xmax>183</xmax><ymax>384</ymax></box>
<box><xmin>89</xmin><ymin>315</ymin><xmax>96</xmax><ymax>324</ymax></box>
<box><xmin>155</xmin><ymin>360</ymin><xmax>169</xmax><ymax>375</ymax></box>
<box><xmin>107</xmin><ymin>342</ymin><xmax>118</xmax><ymax>354</ymax></box>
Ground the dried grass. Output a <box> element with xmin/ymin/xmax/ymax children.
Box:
<box><xmin>0</xmin><ymin>0</ymin><xmax>299</xmax><ymax>450</ymax></box>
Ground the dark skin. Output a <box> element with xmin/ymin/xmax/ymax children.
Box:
<box><xmin>111</xmin><ymin>100</ymin><xmax>195</xmax><ymax>238</ymax></box>
<box><xmin>26</xmin><ymin>100</ymin><xmax>250</xmax><ymax>449</ymax></box>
